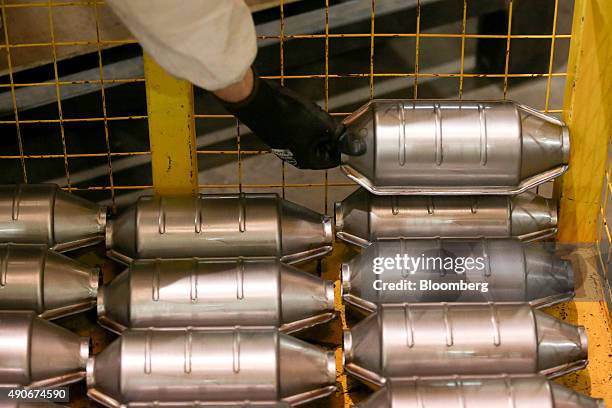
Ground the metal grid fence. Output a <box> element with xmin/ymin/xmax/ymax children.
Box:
<box><xmin>194</xmin><ymin>0</ymin><xmax>571</xmax><ymax>215</ymax></box>
<box><xmin>0</xmin><ymin>0</ymin><xmax>573</xmax><ymax>214</ymax></box>
<box><xmin>0</xmin><ymin>0</ymin><xmax>146</xmax><ymax>209</ymax></box>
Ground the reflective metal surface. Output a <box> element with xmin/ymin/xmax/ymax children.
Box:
<box><xmin>87</xmin><ymin>328</ymin><xmax>336</xmax><ymax>407</ymax></box>
<box><xmin>0</xmin><ymin>244</ymin><xmax>98</xmax><ymax>319</ymax></box>
<box><xmin>0</xmin><ymin>184</ymin><xmax>106</xmax><ymax>252</ymax></box>
<box><xmin>0</xmin><ymin>311</ymin><xmax>89</xmax><ymax>388</ymax></box>
<box><xmin>341</xmin><ymin>100</ymin><xmax>569</xmax><ymax>195</ymax></box>
<box><xmin>335</xmin><ymin>189</ymin><xmax>557</xmax><ymax>247</ymax></box>
<box><xmin>98</xmin><ymin>258</ymin><xmax>335</xmax><ymax>333</ymax></box>
<box><xmin>358</xmin><ymin>376</ymin><xmax>605</xmax><ymax>408</ymax></box>
<box><xmin>342</xmin><ymin>239</ymin><xmax>574</xmax><ymax>312</ymax></box>
<box><xmin>344</xmin><ymin>303</ymin><xmax>588</xmax><ymax>385</ymax></box>
<box><xmin>107</xmin><ymin>193</ymin><xmax>333</xmax><ymax>264</ymax></box>
<box><xmin>87</xmin><ymin>404</ymin><xmax>293</xmax><ymax>408</ymax></box>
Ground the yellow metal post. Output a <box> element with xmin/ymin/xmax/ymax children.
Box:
<box><xmin>144</xmin><ymin>53</ymin><xmax>199</xmax><ymax>195</ymax></box>
<box><xmin>557</xmin><ymin>0</ymin><xmax>612</xmax><ymax>242</ymax></box>
<box><xmin>551</xmin><ymin>0</ymin><xmax>612</xmax><ymax>405</ymax></box>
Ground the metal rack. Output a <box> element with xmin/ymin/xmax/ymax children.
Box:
<box><xmin>0</xmin><ymin>0</ymin><xmax>610</xmax><ymax>407</ymax></box>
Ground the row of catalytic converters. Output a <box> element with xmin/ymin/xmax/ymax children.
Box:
<box><xmin>0</xmin><ymin>99</ymin><xmax>605</xmax><ymax>407</ymax></box>
<box><xmin>334</xmin><ymin>100</ymin><xmax>604</xmax><ymax>408</ymax></box>
<box><xmin>0</xmin><ymin>183</ymin><xmax>340</xmax><ymax>406</ymax></box>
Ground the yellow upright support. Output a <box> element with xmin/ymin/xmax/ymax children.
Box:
<box><xmin>558</xmin><ymin>0</ymin><xmax>612</xmax><ymax>242</ymax></box>
<box><xmin>144</xmin><ymin>53</ymin><xmax>199</xmax><ymax>195</ymax></box>
<box><xmin>552</xmin><ymin>0</ymin><xmax>612</xmax><ymax>405</ymax></box>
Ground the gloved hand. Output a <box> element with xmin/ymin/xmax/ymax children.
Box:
<box><xmin>218</xmin><ymin>73</ymin><xmax>365</xmax><ymax>170</ymax></box>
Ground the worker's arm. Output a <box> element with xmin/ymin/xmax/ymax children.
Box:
<box><xmin>218</xmin><ymin>72</ymin><xmax>364</xmax><ymax>169</ymax></box>
<box><xmin>105</xmin><ymin>0</ymin><xmax>256</xmax><ymax>91</ymax></box>
<box><xmin>106</xmin><ymin>0</ymin><xmax>364</xmax><ymax>169</ymax></box>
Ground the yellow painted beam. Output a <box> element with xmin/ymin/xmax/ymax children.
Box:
<box><xmin>557</xmin><ymin>0</ymin><xmax>612</xmax><ymax>242</ymax></box>
<box><xmin>144</xmin><ymin>53</ymin><xmax>198</xmax><ymax>195</ymax></box>
<box><xmin>554</xmin><ymin>1</ymin><xmax>612</xmax><ymax>405</ymax></box>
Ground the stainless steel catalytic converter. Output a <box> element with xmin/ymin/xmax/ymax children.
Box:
<box><xmin>0</xmin><ymin>244</ymin><xmax>99</xmax><ymax>319</ymax></box>
<box><xmin>0</xmin><ymin>404</ymin><xmax>289</xmax><ymax>408</ymax></box>
<box><xmin>106</xmin><ymin>193</ymin><xmax>333</xmax><ymax>264</ymax></box>
<box><xmin>0</xmin><ymin>184</ymin><xmax>106</xmax><ymax>252</ymax></box>
<box><xmin>341</xmin><ymin>238</ymin><xmax>574</xmax><ymax>312</ymax></box>
<box><xmin>0</xmin><ymin>311</ymin><xmax>89</xmax><ymax>388</ymax></box>
<box><xmin>98</xmin><ymin>258</ymin><xmax>335</xmax><ymax>333</ymax></box>
<box><xmin>343</xmin><ymin>303</ymin><xmax>588</xmax><ymax>385</ymax></box>
<box><xmin>335</xmin><ymin>189</ymin><xmax>557</xmax><ymax>246</ymax></box>
<box><xmin>357</xmin><ymin>376</ymin><xmax>606</xmax><ymax>408</ymax></box>
<box><xmin>86</xmin><ymin>328</ymin><xmax>337</xmax><ymax>407</ymax></box>
<box><xmin>341</xmin><ymin>100</ymin><xmax>569</xmax><ymax>195</ymax></box>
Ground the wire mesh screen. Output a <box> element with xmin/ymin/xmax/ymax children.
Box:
<box><xmin>0</xmin><ymin>0</ymin><xmax>147</xmax><ymax>209</ymax></box>
<box><xmin>195</xmin><ymin>0</ymin><xmax>574</xmax><ymax>215</ymax></box>
<box><xmin>0</xmin><ymin>0</ymin><xmax>574</xmax><ymax>215</ymax></box>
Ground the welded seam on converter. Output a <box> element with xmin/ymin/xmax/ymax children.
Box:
<box><xmin>238</xmin><ymin>194</ymin><xmax>246</xmax><ymax>233</ymax></box>
<box><xmin>443</xmin><ymin>304</ymin><xmax>454</xmax><ymax>347</ymax></box>
<box><xmin>456</xmin><ymin>378</ymin><xmax>466</xmax><ymax>408</ymax></box>
<box><xmin>434</xmin><ymin>103</ymin><xmax>443</xmax><ymax>166</ymax></box>
<box><xmin>478</xmin><ymin>104</ymin><xmax>488</xmax><ymax>166</ymax></box>
<box><xmin>415</xmin><ymin>380</ymin><xmax>425</xmax><ymax>408</ymax></box>
<box><xmin>427</xmin><ymin>197</ymin><xmax>434</xmax><ymax>215</ymax></box>
<box><xmin>195</xmin><ymin>197</ymin><xmax>202</xmax><ymax>234</ymax></box>
<box><xmin>482</xmin><ymin>239</ymin><xmax>492</xmax><ymax>277</ymax></box>
<box><xmin>144</xmin><ymin>331</ymin><xmax>152</xmax><ymax>374</ymax></box>
<box><xmin>236</xmin><ymin>258</ymin><xmax>245</xmax><ymax>300</ymax></box>
<box><xmin>0</xmin><ymin>245</ymin><xmax>7</xmax><ymax>287</ymax></box>
<box><xmin>11</xmin><ymin>184</ymin><xmax>21</xmax><ymax>221</ymax></box>
<box><xmin>158</xmin><ymin>197</ymin><xmax>166</xmax><ymax>234</ymax></box>
<box><xmin>442</xmin><ymin>303</ymin><xmax>455</xmax><ymax>347</ymax></box>
<box><xmin>392</xmin><ymin>196</ymin><xmax>399</xmax><ymax>215</ymax></box>
<box><xmin>152</xmin><ymin>260</ymin><xmax>160</xmax><ymax>301</ymax></box>
<box><xmin>490</xmin><ymin>304</ymin><xmax>502</xmax><ymax>347</ymax></box>
<box><xmin>504</xmin><ymin>376</ymin><xmax>517</xmax><ymax>408</ymax></box>
<box><xmin>399</xmin><ymin>102</ymin><xmax>406</xmax><ymax>167</ymax></box>
<box><xmin>184</xmin><ymin>330</ymin><xmax>193</xmax><ymax>374</ymax></box>
<box><xmin>471</xmin><ymin>197</ymin><xmax>478</xmax><ymax>214</ymax></box>
<box><xmin>404</xmin><ymin>304</ymin><xmax>415</xmax><ymax>348</ymax></box>
<box><xmin>232</xmin><ymin>330</ymin><xmax>241</xmax><ymax>373</ymax></box>
<box><xmin>190</xmin><ymin>261</ymin><xmax>198</xmax><ymax>302</ymax></box>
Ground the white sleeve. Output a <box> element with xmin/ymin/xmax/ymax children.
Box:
<box><xmin>105</xmin><ymin>0</ymin><xmax>257</xmax><ymax>91</ymax></box>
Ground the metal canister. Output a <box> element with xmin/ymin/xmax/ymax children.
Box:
<box><xmin>0</xmin><ymin>311</ymin><xmax>89</xmax><ymax>388</ymax></box>
<box><xmin>335</xmin><ymin>189</ymin><xmax>557</xmax><ymax>246</ymax></box>
<box><xmin>107</xmin><ymin>193</ymin><xmax>333</xmax><ymax>264</ymax></box>
<box><xmin>0</xmin><ymin>184</ymin><xmax>106</xmax><ymax>251</ymax></box>
<box><xmin>98</xmin><ymin>258</ymin><xmax>335</xmax><ymax>333</ymax></box>
<box><xmin>344</xmin><ymin>303</ymin><xmax>587</xmax><ymax>385</ymax></box>
<box><xmin>0</xmin><ymin>244</ymin><xmax>98</xmax><ymax>319</ymax></box>
<box><xmin>86</xmin><ymin>328</ymin><xmax>336</xmax><ymax>407</ymax></box>
<box><xmin>357</xmin><ymin>376</ymin><xmax>605</xmax><ymax>408</ymax></box>
<box><xmin>341</xmin><ymin>100</ymin><xmax>569</xmax><ymax>195</ymax></box>
<box><xmin>342</xmin><ymin>239</ymin><xmax>574</xmax><ymax>312</ymax></box>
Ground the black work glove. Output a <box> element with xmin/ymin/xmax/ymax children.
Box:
<box><xmin>218</xmin><ymin>73</ymin><xmax>365</xmax><ymax>170</ymax></box>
